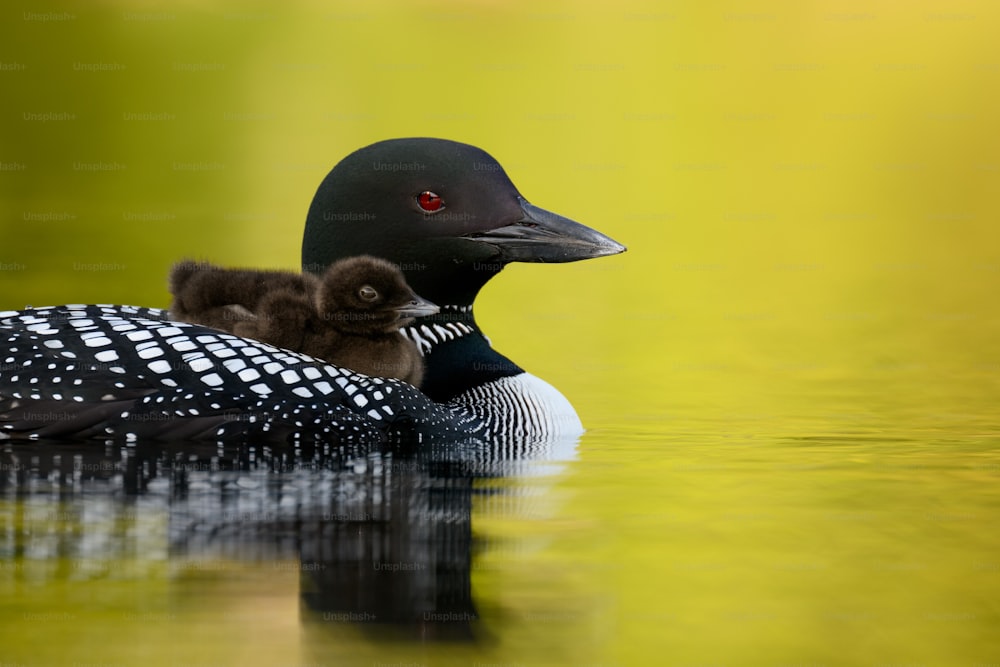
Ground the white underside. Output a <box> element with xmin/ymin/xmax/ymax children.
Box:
<box><xmin>449</xmin><ymin>371</ymin><xmax>584</xmax><ymax>441</ymax></box>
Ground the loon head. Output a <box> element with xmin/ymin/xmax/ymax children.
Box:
<box><xmin>301</xmin><ymin>138</ymin><xmax>626</xmax><ymax>306</ymax></box>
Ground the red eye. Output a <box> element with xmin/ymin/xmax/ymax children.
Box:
<box><xmin>417</xmin><ymin>191</ymin><xmax>444</xmax><ymax>213</ymax></box>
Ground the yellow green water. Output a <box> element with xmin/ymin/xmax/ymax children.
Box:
<box><xmin>2</xmin><ymin>1</ymin><xmax>1000</xmax><ymax>665</ymax></box>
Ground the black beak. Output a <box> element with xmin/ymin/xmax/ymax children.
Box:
<box><xmin>464</xmin><ymin>197</ymin><xmax>626</xmax><ymax>263</ymax></box>
<box><xmin>393</xmin><ymin>294</ymin><xmax>440</xmax><ymax>319</ymax></box>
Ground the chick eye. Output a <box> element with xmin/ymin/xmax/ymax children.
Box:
<box><xmin>416</xmin><ymin>190</ymin><xmax>445</xmax><ymax>213</ymax></box>
<box><xmin>358</xmin><ymin>285</ymin><xmax>378</xmax><ymax>301</ymax></box>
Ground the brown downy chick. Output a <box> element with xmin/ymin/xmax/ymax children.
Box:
<box><xmin>308</xmin><ymin>255</ymin><xmax>437</xmax><ymax>387</ymax></box>
<box><xmin>166</xmin><ymin>256</ymin><xmax>437</xmax><ymax>387</ymax></box>
<box><xmin>168</xmin><ymin>260</ymin><xmax>318</xmax><ymax>332</ymax></box>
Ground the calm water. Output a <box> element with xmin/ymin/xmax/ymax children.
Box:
<box><xmin>3</xmin><ymin>1</ymin><xmax>1000</xmax><ymax>664</ymax></box>
<box><xmin>2</xmin><ymin>355</ymin><xmax>998</xmax><ymax>665</ymax></box>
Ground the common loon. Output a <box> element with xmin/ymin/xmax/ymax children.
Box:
<box><xmin>0</xmin><ymin>138</ymin><xmax>625</xmax><ymax>443</ymax></box>
<box><xmin>168</xmin><ymin>256</ymin><xmax>436</xmax><ymax>386</ymax></box>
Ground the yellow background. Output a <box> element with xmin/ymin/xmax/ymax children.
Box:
<box><xmin>1</xmin><ymin>1</ymin><xmax>999</xmax><ymax>664</ymax></box>
<box><xmin>2</xmin><ymin>1</ymin><xmax>997</xmax><ymax>426</ymax></box>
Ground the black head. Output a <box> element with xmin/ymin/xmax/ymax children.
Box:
<box><xmin>302</xmin><ymin>138</ymin><xmax>625</xmax><ymax>305</ymax></box>
<box><xmin>315</xmin><ymin>255</ymin><xmax>438</xmax><ymax>335</ymax></box>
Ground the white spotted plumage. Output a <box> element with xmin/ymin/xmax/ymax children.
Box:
<box><xmin>0</xmin><ymin>305</ymin><xmax>477</xmax><ymax>444</ymax></box>
<box><xmin>0</xmin><ymin>303</ymin><xmax>580</xmax><ymax>445</ymax></box>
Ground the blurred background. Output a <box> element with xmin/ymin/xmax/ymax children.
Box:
<box><xmin>1</xmin><ymin>0</ymin><xmax>998</xmax><ymax>427</ymax></box>
<box><xmin>2</xmin><ymin>1</ymin><xmax>999</xmax><ymax>665</ymax></box>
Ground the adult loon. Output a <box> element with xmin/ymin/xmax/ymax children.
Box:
<box><xmin>168</xmin><ymin>255</ymin><xmax>436</xmax><ymax>386</ymax></box>
<box><xmin>0</xmin><ymin>139</ymin><xmax>624</xmax><ymax>444</ymax></box>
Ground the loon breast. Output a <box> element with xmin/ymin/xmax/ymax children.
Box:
<box><xmin>400</xmin><ymin>307</ymin><xmax>585</xmax><ymax>442</ymax></box>
<box><xmin>448</xmin><ymin>372</ymin><xmax>584</xmax><ymax>440</ymax></box>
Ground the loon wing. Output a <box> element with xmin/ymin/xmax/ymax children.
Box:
<box><xmin>0</xmin><ymin>305</ymin><xmax>477</xmax><ymax>444</ymax></box>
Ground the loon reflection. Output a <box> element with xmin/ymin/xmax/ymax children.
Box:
<box><xmin>0</xmin><ymin>436</ymin><xmax>575</xmax><ymax>641</ymax></box>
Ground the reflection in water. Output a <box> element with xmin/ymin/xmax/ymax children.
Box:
<box><xmin>0</xmin><ymin>435</ymin><xmax>576</xmax><ymax>643</ymax></box>
<box><xmin>298</xmin><ymin>461</ymin><xmax>478</xmax><ymax>641</ymax></box>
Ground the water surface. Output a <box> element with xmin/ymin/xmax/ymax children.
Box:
<box><xmin>3</xmin><ymin>352</ymin><xmax>998</xmax><ymax>666</ymax></box>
